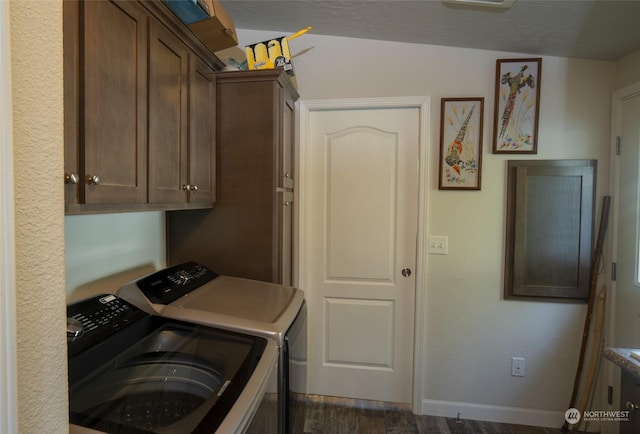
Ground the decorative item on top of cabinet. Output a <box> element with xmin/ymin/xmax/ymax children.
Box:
<box><xmin>167</xmin><ymin>70</ymin><xmax>299</xmax><ymax>286</ymax></box>
<box><xmin>63</xmin><ymin>0</ymin><xmax>221</xmax><ymax>215</ymax></box>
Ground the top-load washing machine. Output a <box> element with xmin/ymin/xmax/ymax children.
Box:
<box><xmin>67</xmin><ymin>293</ymin><xmax>277</xmax><ymax>434</ymax></box>
<box><xmin>117</xmin><ymin>261</ymin><xmax>306</xmax><ymax>434</ymax></box>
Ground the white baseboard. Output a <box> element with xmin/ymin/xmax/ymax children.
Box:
<box><xmin>421</xmin><ymin>399</ymin><xmax>565</xmax><ymax>429</ymax></box>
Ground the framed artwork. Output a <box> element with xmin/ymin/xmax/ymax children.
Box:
<box><xmin>439</xmin><ymin>97</ymin><xmax>483</xmax><ymax>190</ymax></box>
<box><xmin>492</xmin><ymin>58</ymin><xmax>542</xmax><ymax>154</ymax></box>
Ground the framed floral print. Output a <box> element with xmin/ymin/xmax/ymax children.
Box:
<box><xmin>492</xmin><ymin>58</ymin><xmax>542</xmax><ymax>154</ymax></box>
<box><xmin>439</xmin><ymin>97</ymin><xmax>483</xmax><ymax>190</ymax></box>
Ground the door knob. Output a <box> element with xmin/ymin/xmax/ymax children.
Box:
<box><xmin>401</xmin><ymin>268</ymin><xmax>412</xmax><ymax>277</ymax></box>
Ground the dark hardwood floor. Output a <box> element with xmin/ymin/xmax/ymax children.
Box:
<box><xmin>286</xmin><ymin>395</ymin><xmax>586</xmax><ymax>434</ymax></box>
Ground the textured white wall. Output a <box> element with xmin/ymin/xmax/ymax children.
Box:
<box><xmin>10</xmin><ymin>1</ymin><xmax>67</xmax><ymax>433</ymax></box>
<box><xmin>229</xmin><ymin>29</ymin><xmax>614</xmax><ymax>425</ymax></box>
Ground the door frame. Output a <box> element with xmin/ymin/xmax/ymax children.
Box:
<box><xmin>297</xmin><ymin>97</ymin><xmax>430</xmax><ymax>412</ymax></box>
<box><xmin>0</xmin><ymin>0</ymin><xmax>18</xmax><ymax>431</ymax></box>
<box><xmin>604</xmin><ymin>81</ymin><xmax>640</xmax><ymax>434</ymax></box>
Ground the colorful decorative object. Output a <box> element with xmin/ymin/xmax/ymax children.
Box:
<box><xmin>245</xmin><ymin>27</ymin><xmax>311</xmax><ymax>77</ymax></box>
<box><xmin>492</xmin><ymin>58</ymin><xmax>542</xmax><ymax>154</ymax></box>
<box><xmin>438</xmin><ymin>98</ymin><xmax>484</xmax><ymax>190</ymax></box>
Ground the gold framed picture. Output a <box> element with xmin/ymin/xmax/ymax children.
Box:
<box><xmin>439</xmin><ymin>97</ymin><xmax>484</xmax><ymax>190</ymax></box>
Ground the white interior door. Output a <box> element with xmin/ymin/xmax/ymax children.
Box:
<box><xmin>304</xmin><ymin>105</ymin><xmax>419</xmax><ymax>403</ymax></box>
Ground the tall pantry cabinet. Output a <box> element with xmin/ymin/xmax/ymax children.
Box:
<box><xmin>167</xmin><ymin>70</ymin><xmax>299</xmax><ymax>286</ymax></box>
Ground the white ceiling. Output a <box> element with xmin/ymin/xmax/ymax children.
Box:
<box><xmin>219</xmin><ymin>0</ymin><xmax>640</xmax><ymax>61</ymax></box>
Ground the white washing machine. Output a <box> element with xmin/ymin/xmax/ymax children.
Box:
<box><xmin>117</xmin><ymin>262</ymin><xmax>306</xmax><ymax>434</ymax></box>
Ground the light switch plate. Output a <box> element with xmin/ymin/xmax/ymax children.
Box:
<box><xmin>428</xmin><ymin>236</ymin><xmax>448</xmax><ymax>255</ymax></box>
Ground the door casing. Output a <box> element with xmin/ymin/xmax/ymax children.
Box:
<box><xmin>0</xmin><ymin>0</ymin><xmax>18</xmax><ymax>430</ymax></box>
<box><xmin>604</xmin><ymin>81</ymin><xmax>640</xmax><ymax>434</ymax></box>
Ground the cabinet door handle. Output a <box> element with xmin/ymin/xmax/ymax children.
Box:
<box><xmin>284</xmin><ymin>200</ymin><xmax>293</xmax><ymax>207</ymax></box>
<box><xmin>284</xmin><ymin>173</ymin><xmax>292</xmax><ymax>179</ymax></box>
<box><xmin>191</xmin><ymin>185</ymin><xmax>198</xmax><ymax>191</ymax></box>
<box><xmin>87</xmin><ymin>175</ymin><xmax>101</xmax><ymax>185</ymax></box>
<box><xmin>182</xmin><ymin>184</ymin><xmax>198</xmax><ymax>192</ymax></box>
<box><xmin>65</xmin><ymin>173</ymin><xmax>79</xmax><ymax>185</ymax></box>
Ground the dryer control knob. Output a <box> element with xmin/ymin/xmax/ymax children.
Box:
<box><xmin>67</xmin><ymin>317</ymin><xmax>84</xmax><ymax>339</ymax></box>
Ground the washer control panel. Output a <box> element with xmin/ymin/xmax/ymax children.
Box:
<box><xmin>136</xmin><ymin>262</ymin><xmax>219</xmax><ymax>305</ymax></box>
<box><xmin>67</xmin><ymin>294</ymin><xmax>146</xmax><ymax>357</ymax></box>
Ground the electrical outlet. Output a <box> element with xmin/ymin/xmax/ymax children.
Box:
<box><xmin>428</xmin><ymin>235</ymin><xmax>448</xmax><ymax>255</ymax></box>
<box><xmin>511</xmin><ymin>357</ymin><xmax>525</xmax><ymax>377</ymax></box>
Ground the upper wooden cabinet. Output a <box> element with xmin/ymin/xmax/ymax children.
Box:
<box><xmin>215</xmin><ymin>70</ymin><xmax>297</xmax><ymax>193</ymax></box>
<box><xmin>64</xmin><ymin>0</ymin><xmax>220</xmax><ymax>214</ymax></box>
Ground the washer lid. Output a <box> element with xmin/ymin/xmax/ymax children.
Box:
<box><xmin>174</xmin><ymin>275</ymin><xmax>298</xmax><ymax>323</ymax></box>
<box><xmin>161</xmin><ymin>276</ymin><xmax>305</xmax><ymax>343</ymax></box>
<box><xmin>117</xmin><ymin>263</ymin><xmax>306</xmax><ymax>342</ymax></box>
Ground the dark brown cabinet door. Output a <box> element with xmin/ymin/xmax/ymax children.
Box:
<box><xmin>187</xmin><ymin>56</ymin><xmax>216</xmax><ymax>204</ymax></box>
<box><xmin>148</xmin><ymin>17</ymin><xmax>189</xmax><ymax>204</ymax></box>
<box><xmin>63</xmin><ymin>1</ymin><xmax>80</xmax><ymax>208</ymax></box>
<box><xmin>82</xmin><ymin>0</ymin><xmax>148</xmax><ymax>204</ymax></box>
<box><xmin>280</xmin><ymin>96</ymin><xmax>295</xmax><ymax>190</ymax></box>
<box><xmin>278</xmin><ymin>190</ymin><xmax>294</xmax><ymax>286</ymax></box>
<box><xmin>504</xmin><ymin>160</ymin><xmax>596</xmax><ymax>301</ymax></box>
<box><xmin>148</xmin><ymin>21</ymin><xmax>215</xmax><ymax>205</ymax></box>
